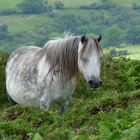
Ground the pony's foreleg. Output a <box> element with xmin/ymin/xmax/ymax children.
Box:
<box><xmin>60</xmin><ymin>96</ymin><xmax>72</xmax><ymax>115</ymax></box>
<box><xmin>40</xmin><ymin>94</ymin><xmax>52</xmax><ymax>110</ymax></box>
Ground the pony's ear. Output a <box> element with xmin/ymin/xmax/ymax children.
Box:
<box><xmin>81</xmin><ymin>35</ymin><xmax>87</xmax><ymax>44</ymax></box>
<box><xmin>97</xmin><ymin>35</ymin><xmax>102</xmax><ymax>43</ymax></box>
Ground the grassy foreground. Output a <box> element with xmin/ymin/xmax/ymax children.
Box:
<box><xmin>0</xmin><ymin>54</ymin><xmax>140</xmax><ymax>140</ymax></box>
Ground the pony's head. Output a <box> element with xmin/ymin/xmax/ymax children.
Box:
<box><xmin>43</xmin><ymin>34</ymin><xmax>103</xmax><ymax>90</ymax></box>
<box><xmin>78</xmin><ymin>35</ymin><xmax>103</xmax><ymax>90</ymax></box>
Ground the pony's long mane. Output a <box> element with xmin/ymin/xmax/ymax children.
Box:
<box><xmin>38</xmin><ymin>34</ymin><xmax>103</xmax><ymax>82</ymax></box>
<box><xmin>43</xmin><ymin>34</ymin><xmax>81</xmax><ymax>81</ymax></box>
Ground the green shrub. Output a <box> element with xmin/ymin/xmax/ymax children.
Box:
<box><xmin>17</xmin><ymin>0</ymin><xmax>49</xmax><ymax>14</ymax></box>
<box><xmin>0</xmin><ymin>53</ymin><xmax>140</xmax><ymax>139</ymax></box>
<box><xmin>54</xmin><ymin>1</ymin><xmax>64</xmax><ymax>9</ymax></box>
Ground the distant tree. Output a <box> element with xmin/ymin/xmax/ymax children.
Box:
<box><xmin>0</xmin><ymin>24</ymin><xmax>9</xmax><ymax>40</ymax></box>
<box><xmin>0</xmin><ymin>24</ymin><xmax>8</xmax><ymax>33</ymax></box>
<box><xmin>18</xmin><ymin>0</ymin><xmax>48</xmax><ymax>14</ymax></box>
<box><xmin>109</xmin><ymin>48</ymin><xmax>117</xmax><ymax>57</ymax></box>
<box><xmin>77</xmin><ymin>24</ymin><xmax>103</xmax><ymax>35</ymax></box>
<box><xmin>53</xmin><ymin>15</ymin><xmax>89</xmax><ymax>34</ymax></box>
<box><xmin>0</xmin><ymin>9</ymin><xmax>16</xmax><ymax>16</ymax></box>
<box><xmin>34</xmin><ymin>25</ymin><xmax>50</xmax><ymax>46</ymax></box>
<box><xmin>132</xmin><ymin>3</ymin><xmax>140</xmax><ymax>9</ymax></box>
<box><xmin>126</xmin><ymin>25</ymin><xmax>140</xmax><ymax>45</ymax></box>
<box><xmin>54</xmin><ymin>1</ymin><xmax>64</xmax><ymax>9</ymax></box>
<box><xmin>132</xmin><ymin>3</ymin><xmax>137</xmax><ymax>9</ymax></box>
<box><xmin>102</xmin><ymin>24</ymin><xmax>124</xmax><ymax>47</ymax></box>
<box><xmin>100</xmin><ymin>0</ymin><xmax>108</xmax><ymax>3</ymax></box>
<box><xmin>109</xmin><ymin>48</ymin><xmax>128</xmax><ymax>57</ymax></box>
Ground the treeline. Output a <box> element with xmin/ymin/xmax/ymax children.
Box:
<box><xmin>0</xmin><ymin>24</ymin><xmax>36</xmax><ymax>52</ymax></box>
<box><xmin>0</xmin><ymin>0</ymin><xmax>64</xmax><ymax>16</ymax></box>
<box><xmin>0</xmin><ymin>0</ymin><xmax>140</xmax><ymax>52</ymax></box>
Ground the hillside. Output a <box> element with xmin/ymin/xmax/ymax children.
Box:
<box><xmin>0</xmin><ymin>0</ymin><xmax>140</xmax><ymax>33</ymax></box>
<box><xmin>1</xmin><ymin>0</ymin><xmax>140</xmax><ymax>8</ymax></box>
<box><xmin>0</xmin><ymin>14</ymin><xmax>51</xmax><ymax>33</ymax></box>
<box><xmin>0</xmin><ymin>0</ymin><xmax>21</xmax><ymax>9</ymax></box>
<box><xmin>104</xmin><ymin>45</ymin><xmax>140</xmax><ymax>60</ymax></box>
<box><xmin>111</xmin><ymin>0</ymin><xmax>140</xmax><ymax>7</ymax></box>
<box><xmin>0</xmin><ymin>0</ymin><xmax>140</xmax><ymax>53</ymax></box>
<box><xmin>0</xmin><ymin>54</ymin><xmax>140</xmax><ymax>139</ymax></box>
<box><xmin>119</xmin><ymin>46</ymin><xmax>140</xmax><ymax>60</ymax></box>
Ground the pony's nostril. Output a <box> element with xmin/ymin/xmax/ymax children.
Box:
<box><xmin>88</xmin><ymin>80</ymin><xmax>102</xmax><ymax>89</ymax></box>
<box><xmin>88</xmin><ymin>80</ymin><xmax>93</xmax><ymax>85</ymax></box>
<box><xmin>99</xmin><ymin>80</ymin><xmax>102</xmax><ymax>86</ymax></box>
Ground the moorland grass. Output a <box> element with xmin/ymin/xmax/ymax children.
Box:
<box><xmin>0</xmin><ymin>54</ymin><xmax>140</xmax><ymax>139</ymax></box>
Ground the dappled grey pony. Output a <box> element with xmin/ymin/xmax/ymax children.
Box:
<box><xmin>6</xmin><ymin>34</ymin><xmax>103</xmax><ymax>114</ymax></box>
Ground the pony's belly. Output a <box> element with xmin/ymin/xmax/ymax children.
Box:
<box><xmin>6</xmin><ymin>46</ymin><xmax>41</xmax><ymax>106</ymax></box>
<box><xmin>7</xmin><ymin>79</ymin><xmax>40</xmax><ymax>105</ymax></box>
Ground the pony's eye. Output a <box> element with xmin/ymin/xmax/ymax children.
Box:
<box><xmin>83</xmin><ymin>58</ymin><xmax>88</xmax><ymax>64</ymax></box>
<box><xmin>100</xmin><ymin>57</ymin><xmax>104</xmax><ymax>64</ymax></box>
<box><xmin>100</xmin><ymin>56</ymin><xmax>103</xmax><ymax>61</ymax></box>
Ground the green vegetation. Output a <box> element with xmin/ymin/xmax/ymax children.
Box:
<box><xmin>120</xmin><ymin>46</ymin><xmax>140</xmax><ymax>60</ymax></box>
<box><xmin>0</xmin><ymin>0</ymin><xmax>98</xmax><ymax>9</ymax></box>
<box><xmin>0</xmin><ymin>14</ymin><xmax>51</xmax><ymax>33</ymax></box>
<box><xmin>49</xmin><ymin>0</ymin><xmax>98</xmax><ymax>8</ymax></box>
<box><xmin>105</xmin><ymin>45</ymin><xmax>140</xmax><ymax>60</ymax></box>
<box><xmin>0</xmin><ymin>54</ymin><xmax>140</xmax><ymax>139</ymax></box>
<box><xmin>126</xmin><ymin>54</ymin><xmax>140</xmax><ymax>60</ymax></box>
<box><xmin>54</xmin><ymin>1</ymin><xmax>64</xmax><ymax>9</ymax></box>
<box><xmin>126</xmin><ymin>25</ymin><xmax>140</xmax><ymax>45</ymax></box>
<box><xmin>0</xmin><ymin>0</ymin><xmax>140</xmax><ymax>53</ymax></box>
<box><xmin>102</xmin><ymin>24</ymin><xmax>124</xmax><ymax>48</ymax></box>
<box><xmin>1</xmin><ymin>0</ymin><xmax>140</xmax><ymax>8</ymax></box>
<box><xmin>110</xmin><ymin>0</ymin><xmax>140</xmax><ymax>7</ymax></box>
<box><xmin>0</xmin><ymin>0</ymin><xmax>22</xmax><ymax>9</ymax></box>
<box><xmin>17</xmin><ymin>0</ymin><xmax>48</xmax><ymax>14</ymax></box>
<box><xmin>108</xmin><ymin>48</ymin><xmax>128</xmax><ymax>57</ymax></box>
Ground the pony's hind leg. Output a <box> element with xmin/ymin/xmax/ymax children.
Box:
<box><xmin>7</xmin><ymin>95</ymin><xmax>17</xmax><ymax>105</ymax></box>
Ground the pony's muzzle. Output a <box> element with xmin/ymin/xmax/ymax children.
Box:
<box><xmin>88</xmin><ymin>80</ymin><xmax>102</xmax><ymax>90</ymax></box>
